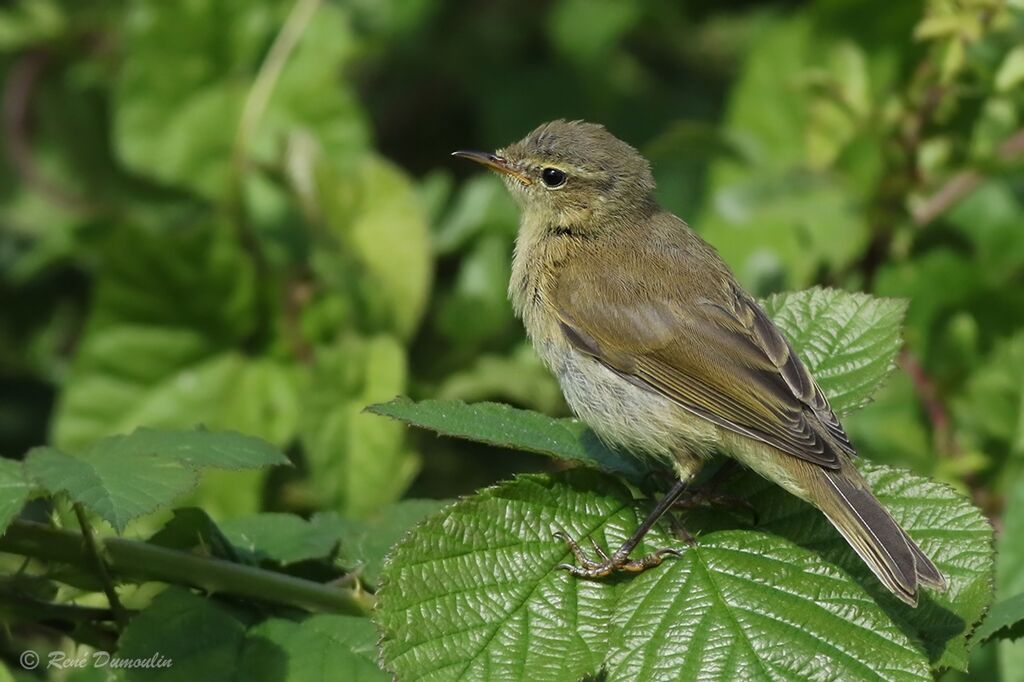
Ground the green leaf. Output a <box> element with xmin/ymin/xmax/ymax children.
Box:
<box><xmin>339</xmin><ymin>156</ymin><xmax>434</xmax><ymax>340</ymax></box>
<box><xmin>53</xmin><ymin>223</ymin><xmax>301</xmax><ymax>453</ymax></box>
<box><xmin>366</xmin><ymin>398</ymin><xmax>648</xmax><ymax>483</ymax></box>
<box><xmin>110</xmin><ymin>428</ymin><xmax>290</xmax><ymax>470</ymax></box>
<box><xmin>24</xmin><ymin>428</ymin><xmax>287</xmax><ymax>531</ymax></box>
<box><xmin>686</xmin><ymin>461</ymin><xmax>994</xmax><ymax>671</ymax></box>
<box><xmin>975</xmin><ymin>593</ymin><xmax>1024</xmax><ymax>643</ymax></box>
<box><xmin>118</xmin><ymin>588</ymin><xmax>253</xmax><ymax>681</ymax></box>
<box><xmin>433</xmin><ymin>174</ymin><xmax>518</xmax><ymax>256</ymax></box>
<box><xmin>995</xmin><ymin>46</ymin><xmax>1024</xmax><ymax>92</ymax></box>
<box><xmin>762</xmin><ymin>287</ymin><xmax>907</xmax><ymax>414</ymax></box>
<box><xmin>113</xmin><ymin>0</ymin><xmax>368</xmax><ymax>199</ymax></box>
<box><xmin>436</xmin><ymin>344</ymin><xmax>565</xmax><ymax>416</ymax></box>
<box><xmin>241</xmin><ymin>614</ymin><xmax>387</xmax><ymax>682</ymax></box>
<box><xmin>0</xmin><ymin>0</ymin><xmax>65</xmax><ymax>51</ymax></box>
<box><xmin>998</xmin><ymin>474</ymin><xmax>1024</xmax><ymax>680</ymax></box>
<box><xmin>547</xmin><ymin>0</ymin><xmax>641</xmax><ymax>64</ymax></box>
<box><xmin>0</xmin><ymin>459</ymin><xmax>32</xmax><ymax>534</ymax></box>
<box><xmin>434</xmin><ymin>234</ymin><xmax>515</xmax><ymax>356</ymax></box>
<box><xmin>300</xmin><ymin>336</ymin><xmax>419</xmax><ymax>517</ymax></box>
<box><xmin>147</xmin><ymin>507</ymin><xmax>238</xmax><ymax>561</ymax></box>
<box><xmin>699</xmin><ymin>173</ymin><xmax>870</xmax><ymax>293</ymax></box>
<box><xmin>315</xmin><ymin>499</ymin><xmax>450</xmax><ymax>587</ymax></box>
<box><xmin>118</xmin><ymin>588</ymin><xmax>386</xmax><ymax>681</ymax></box>
<box><xmin>375</xmin><ymin>465</ymin><xmax>991</xmax><ymax>680</ymax></box>
<box><xmin>956</xmin><ymin>332</ymin><xmax>1024</xmax><ymax>458</ymax></box>
<box><xmin>220</xmin><ymin>513</ymin><xmax>341</xmax><ymax>565</ymax></box>
<box><xmin>25</xmin><ymin>445</ymin><xmax>197</xmax><ymax>532</ymax></box>
<box><xmin>697</xmin><ymin>17</ymin><xmax>875</xmax><ymax>292</ymax></box>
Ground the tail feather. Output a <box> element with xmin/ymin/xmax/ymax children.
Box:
<box><xmin>900</xmin><ymin>527</ymin><xmax>947</xmax><ymax>591</ymax></box>
<box><xmin>820</xmin><ymin>470</ymin><xmax>944</xmax><ymax>606</ymax></box>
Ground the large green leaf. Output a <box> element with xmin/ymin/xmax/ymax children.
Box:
<box><xmin>436</xmin><ymin>344</ymin><xmax>565</xmax><ymax>416</ymax></box>
<box><xmin>763</xmin><ymin>288</ymin><xmax>907</xmax><ymax>414</ymax></box>
<box><xmin>51</xmin><ymin>224</ymin><xmax>299</xmax><ymax>519</ymax></box>
<box><xmin>695</xmin><ymin>17</ymin><xmax>876</xmax><ymax>293</ymax></box>
<box><xmin>686</xmin><ymin>462</ymin><xmax>994</xmax><ymax>671</ymax></box>
<box><xmin>240</xmin><ymin>615</ymin><xmax>386</xmax><ymax>682</ymax></box>
<box><xmin>24</xmin><ymin>428</ymin><xmax>288</xmax><ymax>531</ymax></box>
<box><xmin>699</xmin><ymin>173</ymin><xmax>870</xmax><ymax>293</ymax></box>
<box><xmin>377</xmin><ymin>464</ymin><xmax>990</xmax><ymax>681</ymax></box>
<box><xmin>51</xmin><ymin>223</ymin><xmax>304</xmax><ymax>452</ymax></box>
<box><xmin>25</xmin><ymin>446</ymin><xmax>197</xmax><ymax>532</ymax></box>
<box><xmin>113</xmin><ymin>0</ymin><xmax>367</xmax><ymax>199</ymax></box>
<box><xmin>366</xmin><ymin>398</ymin><xmax>647</xmax><ymax>483</ymax></box>
<box><xmin>340</xmin><ymin>156</ymin><xmax>434</xmax><ymax>340</ymax></box>
<box><xmin>118</xmin><ymin>588</ymin><xmax>386</xmax><ymax>681</ymax></box>
<box><xmin>299</xmin><ymin>337</ymin><xmax>419</xmax><ymax>517</ymax></box>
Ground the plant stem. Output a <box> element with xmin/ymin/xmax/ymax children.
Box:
<box><xmin>912</xmin><ymin>127</ymin><xmax>1024</xmax><ymax>226</ymax></box>
<box><xmin>233</xmin><ymin>0</ymin><xmax>321</xmax><ymax>168</ymax></box>
<box><xmin>0</xmin><ymin>590</ymin><xmax>117</xmax><ymax>624</ymax></box>
<box><xmin>0</xmin><ymin>521</ymin><xmax>375</xmax><ymax>617</ymax></box>
<box><xmin>73</xmin><ymin>503</ymin><xmax>129</xmax><ymax>629</ymax></box>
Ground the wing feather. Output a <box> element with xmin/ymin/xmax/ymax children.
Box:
<box><xmin>551</xmin><ymin>233</ymin><xmax>853</xmax><ymax>469</ymax></box>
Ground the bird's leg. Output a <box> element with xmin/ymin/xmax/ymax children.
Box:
<box><xmin>554</xmin><ymin>477</ymin><xmax>690</xmax><ymax>579</ymax></box>
<box><xmin>671</xmin><ymin>461</ymin><xmax>758</xmax><ymax>524</ymax></box>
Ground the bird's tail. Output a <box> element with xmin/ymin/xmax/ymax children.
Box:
<box><xmin>818</xmin><ymin>469</ymin><xmax>946</xmax><ymax>606</ymax></box>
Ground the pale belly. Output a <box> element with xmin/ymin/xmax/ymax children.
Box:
<box><xmin>537</xmin><ymin>339</ymin><xmax>716</xmax><ymax>479</ymax></box>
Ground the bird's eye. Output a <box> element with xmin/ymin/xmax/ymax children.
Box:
<box><xmin>540</xmin><ymin>167</ymin><xmax>567</xmax><ymax>188</ymax></box>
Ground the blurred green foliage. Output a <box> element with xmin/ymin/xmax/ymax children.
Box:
<box><xmin>1</xmin><ymin>0</ymin><xmax>1024</xmax><ymax>678</ymax></box>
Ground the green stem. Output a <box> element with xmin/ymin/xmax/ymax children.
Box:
<box><xmin>73</xmin><ymin>503</ymin><xmax>129</xmax><ymax>629</ymax></box>
<box><xmin>0</xmin><ymin>590</ymin><xmax>117</xmax><ymax>624</ymax></box>
<box><xmin>228</xmin><ymin>0</ymin><xmax>322</xmax><ymax>353</ymax></box>
<box><xmin>233</xmin><ymin>0</ymin><xmax>321</xmax><ymax>169</ymax></box>
<box><xmin>0</xmin><ymin>521</ymin><xmax>375</xmax><ymax>617</ymax></box>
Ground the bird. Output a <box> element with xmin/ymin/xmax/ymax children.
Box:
<box><xmin>452</xmin><ymin>119</ymin><xmax>946</xmax><ymax>606</ymax></box>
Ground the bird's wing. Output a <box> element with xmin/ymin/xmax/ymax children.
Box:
<box><xmin>551</xmin><ymin>240</ymin><xmax>853</xmax><ymax>470</ymax></box>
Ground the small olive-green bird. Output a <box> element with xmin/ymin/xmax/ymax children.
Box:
<box><xmin>453</xmin><ymin>119</ymin><xmax>946</xmax><ymax>606</ymax></box>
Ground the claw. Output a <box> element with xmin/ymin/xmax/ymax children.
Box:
<box><xmin>589</xmin><ymin>537</ymin><xmax>611</xmax><ymax>562</ymax></box>
<box><xmin>553</xmin><ymin>527</ymin><xmax>685</xmax><ymax>579</ymax></box>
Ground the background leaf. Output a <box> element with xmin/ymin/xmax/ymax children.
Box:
<box><xmin>109</xmin><ymin>428</ymin><xmax>290</xmax><ymax>470</ymax></box>
<box><xmin>975</xmin><ymin>593</ymin><xmax>1024</xmax><ymax>644</ymax></box>
<box><xmin>118</xmin><ymin>588</ymin><xmax>387</xmax><ymax>681</ymax></box>
<box><xmin>25</xmin><ymin>445</ymin><xmax>197</xmax><ymax>532</ymax></box>
<box><xmin>24</xmin><ymin>428</ymin><xmax>288</xmax><ymax>531</ymax></box>
<box><xmin>0</xmin><ymin>459</ymin><xmax>31</xmax><ymax>534</ymax></box>
<box><xmin>299</xmin><ymin>337</ymin><xmax>420</xmax><ymax>516</ymax></box>
<box><xmin>219</xmin><ymin>513</ymin><xmax>342</xmax><ymax>566</ymax></box>
<box><xmin>316</xmin><ymin>499</ymin><xmax>450</xmax><ymax>587</ymax></box>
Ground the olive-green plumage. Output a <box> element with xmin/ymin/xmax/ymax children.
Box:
<box><xmin>455</xmin><ymin>119</ymin><xmax>946</xmax><ymax>606</ymax></box>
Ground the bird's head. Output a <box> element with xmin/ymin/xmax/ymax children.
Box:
<box><xmin>453</xmin><ymin>120</ymin><xmax>656</xmax><ymax>229</ymax></box>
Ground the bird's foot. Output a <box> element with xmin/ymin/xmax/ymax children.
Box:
<box><xmin>552</xmin><ymin>530</ymin><xmax>684</xmax><ymax>579</ymax></box>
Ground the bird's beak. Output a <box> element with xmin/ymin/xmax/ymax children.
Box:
<box><xmin>451</xmin><ymin>150</ymin><xmax>533</xmax><ymax>185</ymax></box>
